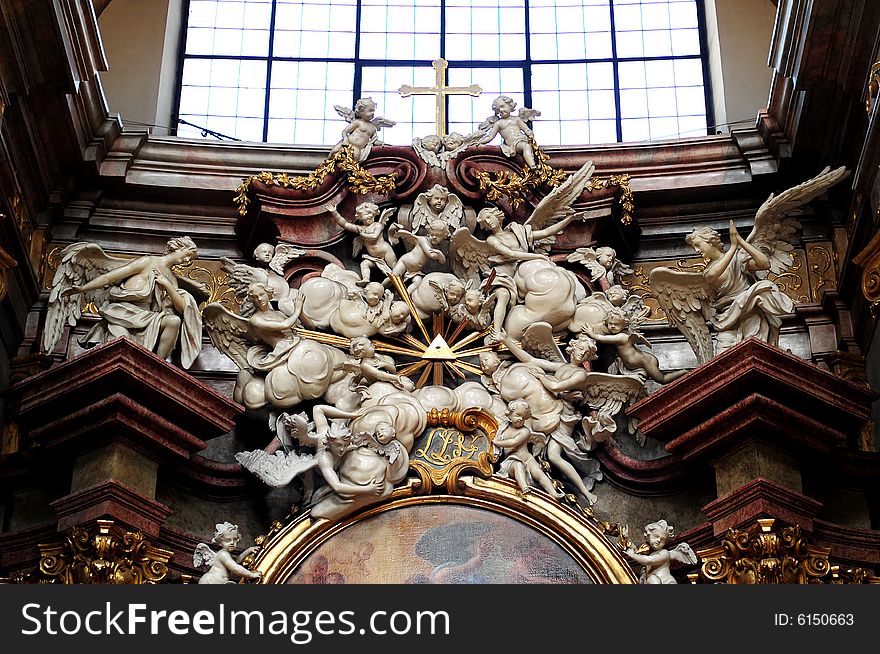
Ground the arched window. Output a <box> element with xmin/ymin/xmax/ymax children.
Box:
<box><xmin>175</xmin><ymin>0</ymin><xmax>710</xmax><ymax>146</ymax></box>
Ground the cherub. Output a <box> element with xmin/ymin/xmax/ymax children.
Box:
<box><xmin>335</xmin><ymin>335</ymin><xmax>415</xmax><ymax>398</ymax></box>
<box><xmin>620</xmin><ymin>519</ymin><xmax>698</xmax><ymax>584</ymax></box>
<box><xmin>367</xmin><ymin>220</ymin><xmax>449</xmax><ymax>285</ymax></box>
<box><xmin>477</xmin><ymin>95</ymin><xmax>541</xmax><ymax>168</ymax></box>
<box><xmin>330</xmin><ymin>97</ymin><xmax>395</xmax><ymax>163</ymax></box>
<box><xmin>221</xmin><ymin>242</ymin><xmax>305</xmax><ymax>316</ymax></box>
<box><xmin>439</xmin><ymin>131</ymin><xmax>478</xmax><ymax>164</ymax></box>
<box><xmin>43</xmin><ymin>236</ymin><xmax>204</xmax><ymax>368</ymax></box>
<box><xmin>410</xmin><ymin>185</ymin><xmax>464</xmax><ymax>233</ymax></box>
<box><xmin>494</xmin><ymin>399</ymin><xmax>564</xmax><ymax>498</ymax></box>
<box><xmin>583</xmin><ymin>308</ymin><xmax>687</xmax><ymax>384</ymax></box>
<box><xmin>376</xmin><ymin>300</ymin><xmax>413</xmax><ymax>337</ymax></box>
<box><xmin>325</xmin><ymin>201</ymin><xmax>397</xmax><ymax>284</ymax></box>
<box><xmin>413</xmin><ymin>273</ymin><xmax>466</xmax><ymax>320</ymax></box>
<box><xmin>566</xmin><ymin>245</ymin><xmax>634</xmax><ymax>290</ymax></box>
<box><xmin>193</xmin><ymin>522</ymin><xmax>262</xmax><ymax>584</ymax></box>
<box><xmin>449</xmin><ymin>286</ymin><xmax>495</xmax><ymax>330</ymax></box>
<box><xmin>650</xmin><ymin>166</ymin><xmax>850</xmax><ymax>363</ymax></box>
<box><xmin>412</xmin><ymin>134</ymin><xmax>443</xmax><ymax>168</ymax></box>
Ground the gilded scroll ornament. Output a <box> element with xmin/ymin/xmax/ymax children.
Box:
<box><xmin>0</xmin><ymin>244</ymin><xmax>17</xmax><ymax>301</ymax></box>
<box><xmin>695</xmin><ymin>518</ymin><xmax>877</xmax><ymax>584</ymax></box>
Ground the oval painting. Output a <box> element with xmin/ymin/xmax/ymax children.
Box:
<box><xmin>285</xmin><ymin>504</ymin><xmax>591</xmax><ymax>584</ymax></box>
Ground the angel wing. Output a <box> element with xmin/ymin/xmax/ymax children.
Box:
<box><xmin>670</xmin><ymin>542</ymin><xmax>699</xmax><ymax>566</ymax></box>
<box><xmin>203</xmin><ymin>303</ymin><xmax>256</xmax><ymax>371</ymax></box>
<box><xmin>235</xmin><ymin>448</ymin><xmax>318</xmax><ymax>488</ymax></box>
<box><xmin>43</xmin><ymin>243</ymin><xmax>132</xmax><ymax>354</ymax></box>
<box><xmin>428</xmin><ymin>279</ymin><xmax>450</xmax><ymax>312</ymax></box>
<box><xmin>526</xmin><ymin>160</ymin><xmax>596</xmax><ymax>231</ymax></box>
<box><xmin>333</xmin><ymin>104</ymin><xmax>356</xmax><ymax>122</ymax></box>
<box><xmin>620</xmin><ymin>295</ymin><xmax>651</xmax><ymax>331</ymax></box>
<box><xmin>450</xmin><ymin>228</ymin><xmax>493</xmax><ymax>285</ymax></box>
<box><xmin>379</xmin><ymin>207</ymin><xmax>395</xmax><ymax>227</ymax></box>
<box><xmin>566</xmin><ymin>247</ymin><xmax>606</xmax><ymax>281</ymax></box>
<box><xmin>580</xmin><ymin>372</ymin><xmax>647</xmax><ymax>419</ymax></box>
<box><xmin>220</xmin><ymin>257</ymin><xmax>269</xmax><ymax>315</ymax></box>
<box><xmin>269</xmin><ymin>244</ymin><xmax>305</xmax><ymax>276</ymax></box>
<box><xmin>193</xmin><ymin>542</ymin><xmax>215</xmax><ymax>568</ymax></box>
<box><xmin>748</xmin><ymin>165</ymin><xmax>850</xmax><ymax>274</ymax></box>
<box><xmin>519</xmin><ymin>321</ymin><xmax>565</xmax><ymax>363</ymax></box>
<box><xmin>270</xmin><ymin>411</ymin><xmax>312</xmax><ymax>452</ymax></box>
<box><xmin>371</xmin><ymin>116</ymin><xmax>396</xmax><ymax>129</ymax></box>
<box><xmin>648</xmin><ymin>267</ymin><xmax>715</xmax><ymax>365</ymax></box>
<box><xmin>517</xmin><ymin>107</ymin><xmax>541</xmax><ymax>123</ymax></box>
<box><xmin>412</xmin><ymin>138</ymin><xmax>441</xmax><ymax>169</ymax></box>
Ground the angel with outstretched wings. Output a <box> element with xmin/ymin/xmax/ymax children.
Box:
<box><xmin>193</xmin><ymin>522</ymin><xmax>261</xmax><ymax>584</ymax></box>
<box><xmin>650</xmin><ymin>165</ymin><xmax>850</xmax><ymax>364</ymax></box>
<box><xmin>329</xmin><ymin>97</ymin><xmax>395</xmax><ymax>162</ymax></box>
<box><xmin>620</xmin><ymin>520</ymin><xmax>698</xmax><ymax>584</ymax></box>
<box><xmin>42</xmin><ymin>237</ymin><xmax>204</xmax><ymax>368</ymax></box>
<box><xmin>566</xmin><ymin>245</ymin><xmax>633</xmax><ymax>290</ymax></box>
<box><xmin>449</xmin><ymin>160</ymin><xmax>596</xmax><ymax>339</ymax></box>
<box><xmin>221</xmin><ymin>242</ymin><xmax>304</xmax><ymax>317</ymax></box>
<box><xmin>410</xmin><ymin>185</ymin><xmax>464</xmax><ymax>233</ymax></box>
<box><xmin>325</xmin><ymin>201</ymin><xmax>396</xmax><ymax>284</ymax></box>
<box><xmin>476</xmin><ymin>95</ymin><xmax>541</xmax><ymax>168</ymax></box>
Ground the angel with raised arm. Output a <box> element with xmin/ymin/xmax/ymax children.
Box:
<box><xmin>650</xmin><ymin>166</ymin><xmax>850</xmax><ymax>363</ymax></box>
<box><xmin>619</xmin><ymin>520</ymin><xmax>697</xmax><ymax>584</ymax></box>
<box><xmin>366</xmin><ymin>220</ymin><xmax>448</xmax><ymax>286</ymax></box>
<box><xmin>203</xmin><ymin>282</ymin><xmax>348</xmax><ymax>411</ymax></box>
<box><xmin>477</xmin><ymin>95</ymin><xmax>540</xmax><ymax>168</ymax></box>
<box><xmin>583</xmin><ymin>308</ymin><xmax>687</xmax><ymax>384</ymax></box>
<box><xmin>193</xmin><ymin>522</ymin><xmax>261</xmax><ymax>584</ymax></box>
<box><xmin>410</xmin><ymin>185</ymin><xmax>465</xmax><ymax>233</ymax></box>
<box><xmin>335</xmin><ymin>336</ymin><xmax>415</xmax><ymax>400</ymax></box>
<box><xmin>325</xmin><ymin>201</ymin><xmax>396</xmax><ymax>285</ymax></box>
<box><xmin>450</xmin><ymin>160</ymin><xmax>596</xmax><ymax>341</ymax></box>
<box><xmin>330</xmin><ymin>97</ymin><xmax>395</xmax><ymax>163</ymax></box>
<box><xmin>221</xmin><ymin>242</ymin><xmax>304</xmax><ymax>317</ymax></box>
<box><xmin>43</xmin><ymin>237</ymin><xmax>204</xmax><ymax>368</ymax></box>
<box><xmin>566</xmin><ymin>245</ymin><xmax>633</xmax><ymax>291</ymax></box>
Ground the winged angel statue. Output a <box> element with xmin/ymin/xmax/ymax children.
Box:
<box><xmin>221</xmin><ymin>242</ymin><xmax>304</xmax><ymax>316</ymax></box>
<box><xmin>650</xmin><ymin>166</ymin><xmax>850</xmax><ymax>364</ymax></box>
<box><xmin>329</xmin><ymin>97</ymin><xmax>395</xmax><ymax>163</ymax></box>
<box><xmin>450</xmin><ymin>160</ymin><xmax>596</xmax><ymax>340</ymax></box>
<box><xmin>42</xmin><ymin>237</ymin><xmax>204</xmax><ymax>368</ymax></box>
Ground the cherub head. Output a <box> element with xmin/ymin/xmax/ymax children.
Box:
<box><xmin>364</xmin><ymin>282</ymin><xmax>385</xmax><ymax>307</ymax></box>
<box><xmin>388</xmin><ymin>301</ymin><xmax>410</xmax><ymax>326</ymax></box>
<box><xmin>479</xmin><ymin>351</ymin><xmax>501</xmax><ymax>374</ymax></box>
<box><xmin>246</xmin><ymin>281</ymin><xmax>275</xmax><ymax>311</ymax></box>
<box><xmin>374</xmin><ymin>420</ymin><xmax>397</xmax><ymax>445</ymax></box>
<box><xmin>685</xmin><ymin>226</ymin><xmax>723</xmax><ymax>257</ymax></box>
<box><xmin>426</xmin><ymin>219</ymin><xmax>450</xmax><ymax>246</ymax></box>
<box><xmin>604</xmin><ymin>308</ymin><xmax>628</xmax><ymax>334</ymax></box>
<box><xmin>443</xmin><ymin>132</ymin><xmax>464</xmax><ymax>151</ymax></box>
<box><xmin>350</xmin><ymin>336</ymin><xmax>375</xmax><ymax>359</ymax></box>
<box><xmin>212</xmin><ymin>522</ymin><xmax>242</xmax><ymax>551</ymax></box>
<box><xmin>491</xmin><ymin>95</ymin><xmax>516</xmax><ymax>118</ymax></box>
<box><xmin>446</xmin><ymin>279</ymin><xmax>466</xmax><ymax>305</ymax></box>
<box><xmin>463</xmin><ymin>288</ymin><xmax>485</xmax><ymax>316</ymax></box>
<box><xmin>355</xmin><ymin>201</ymin><xmax>381</xmax><ymax>224</ymax></box>
<box><xmin>477</xmin><ymin>207</ymin><xmax>505</xmax><ymax>232</ymax></box>
<box><xmin>644</xmin><ymin>519</ymin><xmax>674</xmax><ymax>552</ymax></box>
<box><xmin>421</xmin><ymin>135</ymin><xmax>442</xmax><ymax>153</ymax></box>
<box><xmin>567</xmin><ymin>333</ymin><xmax>598</xmax><ymax>364</ymax></box>
<box><xmin>506</xmin><ymin>398</ymin><xmax>531</xmax><ymax>427</ymax></box>
<box><xmin>253</xmin><ymin>243</ymin><xmax>275</xmax><ymax>264</ymax></box>
<box><xmin>605</xmin><ymin>285</ymin><xmax>627</xmax><ymax>307</ymax></box>
<box><xmin>425</xmin><ymin>185</ymin><xmax>450</xmax><ymax>213</ymax></box>
<box><xmin>354</xmin><ymin>97</ymin><xmax>377</xmax><ymax>121</ymax></box>
<box><xmin>165</xmin><ymin>236</ymin><xmax>198</xmax><ymax>265</ymax></box>
<box><xmin>596</xmin><ymin>246</ymin><xmax>617</xmax><ymax>270</ymax></box>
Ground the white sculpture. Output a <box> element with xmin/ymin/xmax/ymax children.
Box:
<box><xmin>407</xmin><ymin>272</ymin><xmax>466</xmax><ymax>320</ymax></box>
<box><xmin>325</xmin><ymin>201</ymin><xmax>397</xmax><ymax>285</ymax></box>
<box><xmin>449</xmin><ymin>285</ymin><xmax>495</xmax><ymax>330</ymax></box>
<box><xmin>620</xmin><ymin>520</ymin><xmax>698</xmax><ymax>584</ymax></box>
<box><xmin>335</xmin><ymin>336</ymin><xmax>415</xmax><ymax>399</ymax></box>
<box><xmin>193</xmin><ymin>522</ymin><xmax>261</xmax><ymax>584</ymax></box>
<box><xmin>221</xmin><ymin>242</ymin><xmax>304</xmax><ymax>316</ymax></box>
<box><xmin>330</xmin><ymin>97</ymin><xmax>395</xmax><ymax>162</ymax></box>
<box><xmin>43</xmin><ymin>237</ymin><xmax>204</xmax><ymax>368</ymax></box>
<box><xmin>477</xmin><ymin>95</ymin><xmax>541</xmax><ymax>168</ymax></box>
<box><xmin>450</xmin><ymin>160</ymin><xmax>596</xmax><ymax>340</ymax></box>
<box><xmin>650</xmin><ymin>166</ymin><xmax>850</xmax><ymax>363</ymax></box>
<box><xmin>567</xmin><ymin>285</ymin><xmax>628</xmax><ymax>335</ymax></box>
<box><xmin>493</xmin><ymin>399</ymin><xmax>564</xmax><ymax>498</ymax></box>
<box><xmin>410</xmin><ymin>185</ymin><xmax>465</xmax><ymax>233</ymax></box>
<box><xmin>412</xmin><ymin>134</ymin><xmax>443</xmax><ymax>168</ymax></box>
<box><xmin>203</xmin><ymin>282</ymin><xmax>350</xmax><ymax>410</ymax></box>
<box><xmin>566</xmin><ymin>246</ymin><xmax>633</xmax><ymax>290</ymax></box>
<box><xmin>369</xmin><ymin>221</ymin><xmax>448</xmax><ymax>285</ymax></box>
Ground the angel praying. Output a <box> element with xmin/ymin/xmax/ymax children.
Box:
<box><xmin>477</xmin><ymin>95</ymin><xmax>540</xmax><ymax>168</ymax></box>
<box><xmin>43</xmin><ymin>236</ymin><xmax>204</xmax><ymax>368</ymax></box>
<box><xmin>330</xmin><ymin>97</ymin><xmax>395</xmax><ymax>163</ymax></box>
<box><xmin>620</xmin><ymin>520</ymin><xmax>697</xmax><ymax>585</ymax></box>
<box><xmin>325</xmin><ymin>201</ymin><xmax>397</xmax><ymax>285</ymax></box>
<box><xmin>193</xmin><ymin>522</ymin><xmax>262</xmax><ymax>584</ymax></box>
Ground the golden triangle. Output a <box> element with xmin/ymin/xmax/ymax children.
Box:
<box><xmin>421</xmin><ymin>333</ymin><xmax>457</xmax><ymax>360</ymax></box>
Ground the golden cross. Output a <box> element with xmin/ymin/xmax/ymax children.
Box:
<box><xmin>398</xmin><ymin>58</ymin><xmax>482</xmax><ymax>137</ymax></box>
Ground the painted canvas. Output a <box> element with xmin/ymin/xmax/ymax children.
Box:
<box><xmin>286</xmin><ymin>503</ymin><xmax>591</xmax><ymax>584</ymax></box>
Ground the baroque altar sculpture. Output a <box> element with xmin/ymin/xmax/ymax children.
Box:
<box><xmin>193</xmin><ymin>522</ymin><xmax>262</xmax><ymax>584</ymax></box>
<box><xmin>650</xmin><ymin>166</ymin><xmax>850</xmax><ymax>363</ymax></box>
<box><xmin>619</xmin><ymin>519</ymin><xmax>698</xmax><ymax>584</ymax></box>
<box><xmin>330</xmin><ymin>97</ymin><xmax>395</xmax><ymax>163</ymax></box>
